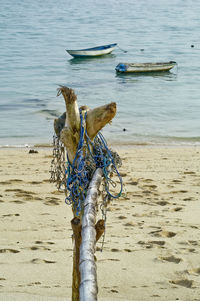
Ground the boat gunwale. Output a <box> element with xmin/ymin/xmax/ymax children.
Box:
<box><xmin>118</xmin><ymin>61</ymin><xmax>177</xmax><ymax>67</ymax></box>
<box><xmin>66</xmin><ymin>43</ymin><xmax>117</xmax><ymax>52</ymax></box>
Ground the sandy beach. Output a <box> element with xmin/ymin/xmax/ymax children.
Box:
<box><xmin>0</xmin><ymin>145</ymin><xmax>200</xmax><ymax>301</ymax></box>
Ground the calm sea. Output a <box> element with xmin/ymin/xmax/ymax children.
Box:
<box><xmin>0</xmin><ymin>0</ymin><xmax>200</xmax><ymax>147</ymax></box>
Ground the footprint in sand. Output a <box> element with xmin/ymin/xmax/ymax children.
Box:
<box><xmin>148</xmin><ymin>241</ymin><xmax>166</xmax><ymax>246</ymax></box>
<box><xmin>160</xmin><ymin>255</ymin><xmax>182</xmax><ymax>264</ymax></box>
<box><xmin>172</xmin><ymin>179</ymin><xmax>182</xmax><ymax>184</ymax></box>
<box><xmin>19</xmin><ymin>195</ymin><xmax>34</xmax><ymax>201</ymax></box>
<box><xmin>117</xmin><ymin>215</ymin><xmax>127</xmax><ymax>220</ymax></box>
<box><xmin>34</xmin><ymin>197</ymin><xmax>43</xmax><ymax>201</ymax></box>
<box><xmin>161</xmin><ymin>231</ymin><xmax>176</xmax><ymax>238</ymax></box>
<box><xmin>183</xmin><ymin>197</ymin><xmax>194</xmax><ymax>201</ymax></box>
<box><xmin>171</xmin><ymin>190</ymin><xmax>188</xmax><ymax>194</ymax></box>
<box><xmin>156</xmin><ymin>201</ymin><xmax>169</xmax><ymax>206</ymax></box>
<box><xmin>11</xmin><ymin>200</ymin><xmax>25</xmax><ymax>204</ymax></box>
<box><xmin>124</xmin><ymin>249</ymin><xmax>132</xmax><ymax>252</ymax></box>
<box><xmin>51</xmin><ymin>190</ymin><xmax>64</xmax><ymax>195</ymax></box>
<box><xmin>170</xmin><ymin>279</ymin><xmax>193</xmax><ymax>288</ymax></box>
<box><xmin>0</xmin><ymin>248</ymin><xmax>20</xmax><ymax>253</ymax></box>
<box><xmin>46</xmin><ymin>197</ymin><xmax>60</xmax><ymax>201</ymax></box>
<box><xmin>29</xmin><ymin>245</ymin><xmax>51</xmax><ymax>251</ymax></box>
<box><xmin>172</xmin><ymin>207</ymin><xmax>183</xmax><ymax>212</ymax></box>
<box><xmin>0</xmin><ymin>181</ymin><xmax>12</xmax><ymax>185</ymax></box>
<box><xmin>29</xmin><ymin>181</ymin><xmax>43</xmax><ymax>185</ymax></box>
<box><xmin>149</xmin><ymin>230</ymin><xmax>176</xmax><ymax>238</ymax></box>
<box><xmin>142</xmin><ymin>184</ymin><xmax>157</xmax><ymax>190</ymax></box>
<box><xmin>11</xmin><ymin>190</ymin><xmax>36</xmax><ymax>201</ymax></box>
<box><xmin>110</xmin><ymin>289</ymin><xmax>119</xmax><ymax>293</ymax></box>
<box><xmin>184</xmin><ymin>171</ymin><xmax>196</xmax><ymax>175</ymax></box>
<box><xmin>123</xmin><ymin>222</ymin><xmax>135</xmax><ymax>227</ymax></box>
<box><xmin>34</xmin><ymin>240</ymin><xmax>55</xmax><ymax>245</ymax></box>
<box><xmin>44</xmin><ymin>199</ymin><xmax>60</xmax><ymax>206</ymax></box>
<box><xmin>5</xmin><ymin>188</ymin><xmax>33</xmax><ymax>193</ymax></box>
<box><xmin>10</xmin><ymin>179</ymin><xmax>23</xmax><ymax>183</ymax></box>
<box><xmin>188</xmin><ymin>240</ymin><xmax>199</xmax><ymax>246</ymax></box>
<box><xmin>2</xmin><ymin>213</ymin><xmax>20</xmax><ymax>217</ymax></box>
<box><xmin>111</xmin><ymin>248</ymin><xmax>120</xmax><ymax>252</ymax></box>
<box><xmin>132</xmin><ymin>194</ymin><xmax>143</xmax><ymax>198</ymax></box>
<box><xmin>27</xmin><ymin>282</ymin><xmax>41</xmax><ymax>286</ymax></box>
<box><xmin>143</xmin><ymin>178</ymin><xmax>153</xmax><ymax>183</ymax></box>
<box><xmin>98</xmin><ymin>258</ymin><xmax>120</xmax><ymax>262</ymax></box>
<box><xmin>187</xmin><ymin>267</ymin><xmax>200</xmax><ymax>275</ymax></box>
<box><xmin>31</xmin><ymin>258</ymin><xmax>56</xmax><ymax>264</ymax></box>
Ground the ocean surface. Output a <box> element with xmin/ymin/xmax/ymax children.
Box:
<box><xmin>0</xmin><ymin>0</ymin><xmax>200</xmax><ymax>147</ymax></box>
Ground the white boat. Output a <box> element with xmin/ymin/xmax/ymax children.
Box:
<box><xmin>115</xmin><ymin>61</ymin><xmax>177</xmax><ymax>73</ymax></box>
<box><xmin>66</xmin><ymin>43</ymin><xmax>117</xmax><ymax>58</ymax></box>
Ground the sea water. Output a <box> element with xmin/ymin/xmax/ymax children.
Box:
<box><xmin>0</xmin><ymin>0</ymin><xmax>200</xmax><ymax>146</ymax></box>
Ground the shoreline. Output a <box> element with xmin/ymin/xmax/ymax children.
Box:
<box><xmin>1</xmin><ymin>140</ymin><xmax>200</xmax><ymax>150</ymax></box>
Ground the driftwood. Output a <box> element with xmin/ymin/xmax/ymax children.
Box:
<box><xmin>79</xmin><ymin>168</ymin><xmax>103</xmax><ymax>301</ymax></box>
<box><xmin>56</xmin><ymin>86</ymin><xmax>116</xmax><ymax>164</ymax></box>
<box><xmin>55</xmin><ymin>86</ymin><xmax>116</xmax><ymax>301</ymax></box>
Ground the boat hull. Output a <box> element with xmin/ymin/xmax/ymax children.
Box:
<box><xmin>115</xmin><ymin>61</ymin><xmax>177</xmax><ymax>73</ymax></box>
<box><xmin>66</xmin><ymin>43</ymin><xmax>117</xmax><ymax>58</ymax></box>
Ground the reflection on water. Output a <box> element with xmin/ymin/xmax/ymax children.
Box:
<box><xmin>68</xmin><ymin>53</ymin><xmax>116</xmax><ymax>65</ymax></box>
<box><xmin>115</xmin><ymin>70</ymin><xmax>177</xmax><ymax>84</ymax></box>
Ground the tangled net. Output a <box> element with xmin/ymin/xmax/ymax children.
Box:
<box><xmin>50</xmin><ymin>110</ymin><xmax>123</xmax><ymax>217</ymax></box>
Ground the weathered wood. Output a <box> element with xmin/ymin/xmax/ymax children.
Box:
<box><xmin>60</xmin><ymin>127</ymin><xmax>78</xmax><ymax>164</ymax></box>
<box><xmin>71</xmin><ymin>217</ymin><xmax>82</xmax><ymax>301</ymax></box>
<box><xmin>57</xmin><ymin>87</ymin><xmax>116</xmax><ymax>167</ymax></box>
<box><xmin>95</xmin><ymin>219</ymin><xmax>105</xmax><ymax>242</ymax></box>
<box><xmin>86</xmin><ymin>102</ymin><xmax>116</xmax><ymax>140</ymax></box>
<box><xmin>57</xmin><ymin>86</ymin><xmax>80</xmax><ymax>134</ymax></box>
<box><xmin>55</xmin><ymin>87</ymin><xmax>116</xmax><ymax>301</ymax></box>
<box><xmin>79</xmin><ymin>168</ymin><xmax>103</xmax><ymax>301</ymax></box>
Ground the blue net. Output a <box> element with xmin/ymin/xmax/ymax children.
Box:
<box><xmin>51</xmin><ymin>109</ymin><xmax>123</xmax><ymax>216</ymax></box>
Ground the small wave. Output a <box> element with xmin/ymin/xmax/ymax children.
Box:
<box><xmin>23</xmin><ymin>98</ymin><xmax>42</xmax><ymax>103</ymax></box>
<box><xmin>36</xmin><ymin>109</ymin><xmax>61</xmax><ymax>118</ymax></box>
<box><xmin>105</xmin><ymin>133</ymin><xmax>200</xmax><ymax>147</ymax></box>
<box><xmin>0</xmin><ymin>144</ymin><xmax>32</xmax><ymax>148</ymax></box>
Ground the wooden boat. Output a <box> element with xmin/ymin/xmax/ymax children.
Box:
<box><xmin>115</xmin><ymin>61</ymin><xmax>177</xmax><ymax>73</ymax></box>
<box><xmin>66</xmin><ymin>43</ymin><xmax>117</xmax><ymax>58</ymax></box>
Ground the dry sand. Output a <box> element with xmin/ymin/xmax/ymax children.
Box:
<box><xmin>0</xmin><ymin>145</ymin><xmax>200</xmax><ymax>301</ymax></box>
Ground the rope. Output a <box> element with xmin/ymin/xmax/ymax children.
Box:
<box><xmin>51</xmin><ymin>109</ymin><xmax>123</xmax><ymax>217</ymax></box>
<box><xmin>117</xmin><ymin>45</ymin><xmax>128</xmax><ymax>53</ymax></box>
<box><xmin>66</xmin><ymin>110</ymin><xmax>122</xmax><ymax>216</ymax></box>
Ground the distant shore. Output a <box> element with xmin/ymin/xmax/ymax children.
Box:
<box><xmin>0</xmin><ymin>146</ymin><xmax>200</xmax><ymax>301</ymax></box>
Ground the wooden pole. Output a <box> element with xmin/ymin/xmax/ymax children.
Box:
<box><xmin>55</xmin><ymin>87</ymin><xmax>116</xmax><ymax>301</ymax></box>
<box><xmin>79</xmin><ymin>168</ymin><xmax>103</xmax><ymax>301</ymax></box>
<box><xmin>71</xmin><ymin>217</ymin><xmax>82</xmax><ymax>301</ymax></box>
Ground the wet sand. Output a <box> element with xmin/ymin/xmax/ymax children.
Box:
<box><xmin>0</xmin><ymin>146</ymin><xmax>200</xmax><ymax>301</ymax></box>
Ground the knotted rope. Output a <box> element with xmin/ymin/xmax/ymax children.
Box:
<box><xmin>51</xmin><ymin>109</ymin><xmax>123</xmax><ymax>217</ymax></box>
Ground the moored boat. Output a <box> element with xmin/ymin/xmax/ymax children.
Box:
<box><xmin>66</xmin><ymin>43</ymin><xmax>117</xmax><ymax>58</ymax></box>
<box><xmin>115</xmin><ymin>61</ymin><xmax>177</xmax><ymax>73</ymax></box>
